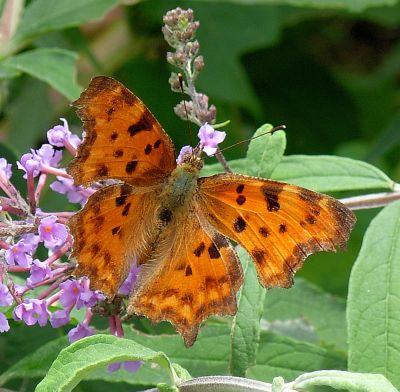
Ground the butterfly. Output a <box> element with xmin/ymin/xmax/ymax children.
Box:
<box><xmin>67</xmin><ymin>76</ymin><xmax>356</xmax><ymax>347</ymax></box>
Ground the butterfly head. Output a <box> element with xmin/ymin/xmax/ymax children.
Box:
<box><xmin>178</xmin><ymin>146</ymin><xmax>204</xmax><ymax>171</ymax></box>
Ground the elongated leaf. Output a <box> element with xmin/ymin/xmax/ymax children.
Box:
<box><xmin>263</xmin><ymin>278</ymin><xmax>347</xmax><ymax>352</ymax></box>
<box><xmin>124</xmin><ymin>325</ymin><xmax>231</xmax><ymax>377</ymax></box>
<box><xmin>0</xmin><ymin>336</ymin><xmax>68</xmax><ymax>386</ymax></box>
<box><xmin>195</xmin><ymin>0</ymin><xmax>397</xmax><ymax>12</ymax></box>
<box><xmin>246</xmin><ymin>124</ymin><xmax>286</xmax><ymax>177</ymax></box>
<box><xmin>35</xmin><ymin>334</ymin><xmax>189</xmax><ymax>392</ymax></box>
<box><xmin>347</xmin><ymin>200</ymin><xmax>400</xmax><ymax>389</ymax></box>
<box><xmin>229</xmin><ymin>247</ymin><xmax>266</xmax><ymax>376</ymax></box>
<box><xmin>0</xmin><ymin>62</ymin><xmax>20</xmax><ymax>78</ymax></box>
<box><xmin>4</xmin><ymin>0</ymin><xmax>117</xmax><ymax>54</ymax></box>
<box><xmin>271</xmin><ymin>155</ymin><xmax>394</xmax><ymax>192</ymax></box>
<box><xmin>3</xmin><ymin>48</ymin><xmax>81</xmax><ymax>100</ymax></box>
<box><xmin>247</xmin><ymin>331</ymin><xmax>346</xmax><ymax>381</ymax></box>
<box><xmin>294</xmin><ymin>370</ymin><xmax>399</xmax><ymax>392</ymax></box>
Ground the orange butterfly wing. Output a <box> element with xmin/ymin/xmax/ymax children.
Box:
<box><xmin>198</xmin><ymin>173</ymin><xmax>356</xmax><ymax>288</ymax></box>
<box><xmin>69</xmin><ymin>184</ymin><xmax>159</xmax><ymax>296</ymax></box>
<box><xmin>68</xmin><ymin>76</ymin><xmax>176</xmax><ymax>187</ymax></box>
<box><xmin>128</xmin><ymin>206</ymin><xmax>243</xmax><ymax>347</ymax></box>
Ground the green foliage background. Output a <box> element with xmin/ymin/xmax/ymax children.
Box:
<box><xmin>0</xmin><ymin>0</ymin><xmax>400</xmax><ymax>391</ymax></box>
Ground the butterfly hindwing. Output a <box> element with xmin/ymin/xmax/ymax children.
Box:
<box><xmin>198</xmin><ymin>173</ymin><xmax>356</xmax><ymax>288</ymax></box>
<box><xmin>128</xmin><ymin>205</ymin><xmax>243</xmax><ymax>347</ymax></box>
<box><xmin>68</xmin><ymin>76</ymin><xmax>176</xmax><ymax>187</ymax></box>
<box><xmin>69</xmin><ymin>184</ymin><xmax>159</xmax><ymax>297</ymax></box>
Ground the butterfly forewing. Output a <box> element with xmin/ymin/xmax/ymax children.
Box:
<box><xmin>128</xmin><ymin>206</ymin><xmax>243</xmax><ymax>347</ymax></box>
<box><xmin>69</xmin><ymin>184</ymin><xmax>159</xmax><ymax>297</ymax></box>
<box><xmin>198</xmin><ymin>173</ymin><xmax>356</xmax><ymax>288</ymax></box>
<box><xmin>68</xmin><ymin>76</ymin><xmax>176</xmax><ymax>187</ymax></box>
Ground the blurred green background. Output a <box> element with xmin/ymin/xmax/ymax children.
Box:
<box><xmin>1</xmin><ymin>0</ymin><xmax>400</xmax><ymax>299</ymax></box>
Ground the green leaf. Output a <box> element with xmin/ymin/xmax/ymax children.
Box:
<box><xmin>201</xmin><ymin>158</ymin><xmax>247</xmax><ymax>177</ymax></box>
<box><xmin>0</xmin><ymin>62</ymin><xmax>20</xmax><ymax>79</ymax></box>
<box><xmin>3</xmin><ymin>48</ymin><xmax>81</xmax><ymax>100</ymax></box>
<box><xmin>271</xmin><ymin>155</ymin><xmax>394</xmax><ymax>192</ymax></box>
<box><xmin>124</xmin><ymin>325</ymin><xmax>231</xmax><ymax>377</ymax></box>
<box><xmin>35</xmin><ymin>334</ymin><xmax>189</xmax><ymax>392</ymax></box>
<box><xmin>246</xmin><ymin>124</ymin><xmax>286</xmax><ymax>177</ymax></box>
<box><xmin>229</xmin><ymin>247</ymin><xmax>266</xmax><ymax>376</ymax></box>
<box><xmin>347</xmin><ymin>200</ymin><xmax>400</xmax><ymax>389</ymax></box>
<box><xmin>195</xmin><ymin>0</ymin><xmax>398</xmax><ymax>12</ymax></box>
<box><xmin>3</xmin><ymin>0</ymin><xmax>117</xmax><ymax>55</ymax></box>
<box><xmin>0</xmin><ymin>336</ymin><xmax>69</xmax><ymax>386</ymax></box>
<box><xmin>293</xmin><ymin>370</ymin><xmax>399</xmax><ymax>392</ymax></box>
<box><xmin>247</xmin><ymin>331</ymin><xmax>346</xmax><ymax>381</ymax></box>
<box><xmin>263</xmin><ymin>278</ymin><xmax>347</xmax><ymax>352</ymax></box>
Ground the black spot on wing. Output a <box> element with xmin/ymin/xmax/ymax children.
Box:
<box><xmin>122</xmin><ymin>203</ymin><xmax>131</xmax><ymax>216</ymax></box>
<box><xmin>259</xmin><ymin>227</ymin><xmax>269</xmax><ymax>237</ymax></box>
<box><xmin>154</xmin><ymin>139</ymin><xmax>161</xmax><ymax>149</ymax></box>
<box><xmin>113</xmin><ymin>149</ymin><xmax>123</xmax><ymax>158</ymax></box>
<box><xmin>208</xmin><ymin>244</ymin><xmax>220</xmax><ymax>259</ymax></box>
<box><xmin>98</xmin><ymin>165</ymin><xmax>108</xmax><ymax>177</ymax></box>
<box><xmin>261</xmin><ymin>184</ymin><xmax>283</xmax><ymax>212</ymax></box>
<box><xmin>110</xmin><ymin>132</ymin><xmax>118</xmax><ymax>141</ymax></box>
<box><xmin>185</xmin><ymin>265</ymin><xmax>193</xmax><ymax>276</ymax></box>
<box><xmin>127</xmin><ymin>114</ymin><xmax>152</xmax><ymax>136</ymax></box>
<box><xmin>236</xmin><ymin>184</ymin><xmax>244</xmax><ymax>193</ymax></box>
<box><xmin>233</xmin><ymin>216</ymin><xmax>246</xmax><ymax>233</ymax></box>
<box><xmin>236</xmin><ymin>195</ymin><xmax>246</xmax><ymax>205</ymax></box>
<box><xmin>194</xmin><ymin>242</ymin><xmax>205</xmax><ymax>257</ymax></box>
<box><xmin>126</xmin><ymin>161</ymin><xmax>138</xmax><ymax>174</ymax></box>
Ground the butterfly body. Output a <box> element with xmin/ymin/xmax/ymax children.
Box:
<box><xmin>68</xmin><ymin>76</ymin><xmax>356</xmax><ymax>347</ymax></box>
<box><xmin>158</xmin><ymin>160</ymin><xmax>202</xmax><ymax>214</ymax></box>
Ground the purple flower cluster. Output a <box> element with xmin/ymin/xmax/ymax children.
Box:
<box><xmin>0</xmin><ymin>119</ymin><xmax>108</xmax><ymax>344</ymax></box>
<box><xmin>0</xmin><ymin>117</ymin><xmax>145</xmax><ymax>375</ymax></box>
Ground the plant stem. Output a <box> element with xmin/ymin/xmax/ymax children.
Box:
<box><xmin>0</xmin><ymin>0</ymin><xmax>24</xmax><ymax>51</ymax></box>
<box><xmin>340</xmin><ymin>191</ymin><xmax>400</xmax><ymax>210</ymax></box>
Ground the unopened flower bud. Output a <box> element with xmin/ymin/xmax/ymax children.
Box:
<box><xmin>169</xmin><ymin>73</ymin><xmax>182</xmax><ymax>92</ymax></box>
<box><xmin>194</xmin><ymin>56</ymin><xmax>204</xmax><ymax>73</ymax></box>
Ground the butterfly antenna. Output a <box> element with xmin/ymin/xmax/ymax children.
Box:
<box><xmin>215</xmin><ymin>124</ymin><xmax>287</xmax><ymax>156</ymax></box>
<box><xmin>178</xmin><ymin>73</ymin><xmax>194</xmax><ymax>148</ymax></box>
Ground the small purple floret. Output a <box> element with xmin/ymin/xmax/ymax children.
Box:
<box><xmin>60</xmin><ymin>278</ymin><xmax>104</xmax><ymax>310</ymax></box>
<box><xmin>50</xmin><ymin>309</ymin><xmax>71</xmax><ymax>328</ymax></box>
<box><xmin>47</xmin><ymin>118</ymin><xmax>81</xmax><ymax>150</ymax></box>
<box><xmin>0</xmin><ymin>158</ymin><xmax>12</xmax><ymax>180</ymax></box>
<box><xmin>5</xmin><ymin>235</ymin><xmax>39</xmax><ymax>267</ymax></box>
<box><xmin>33</xmin><ymin>144</ymin><xmax>63</xmax><ymax>168</ymax></box>
<box><xmin>50</xmin><ymin>176</ymin><xmax>88</xmax><ymax>205</ymax></box>
<box><xmin>17</xmin><ymin>153</ymin><xmax>40</xmax><ymax>178</ymax></box>
<box><xmin>38</xmin><ymin>215</ymin><xmax>68</xmax><ymax>249</ymax></box>
<box><xmin>13</xmin><ymin>298</ymin><xmax>50</xmax><ymax>327</ymax></box>
<box><xmin>47</xmin><ymin>118</ymin><xmax>71</xmax><ymax>147</ymax></box>
<box><xmin>119</xmin><ymin>263</ymin><xmax>140</xmax><ymax>295</ymax></box>
<box><xmin>0</xmin><ymin>283</ymin><xmax>13</xmax><ymax>306</ymax></box>
<box><xmin>68</xmin><ymin>323</ymin><xmax>94</xmax><ymax>343</ymax></box>
<box><xmin>0</xmin><ymin>313</ymin><xmax>10</xmax><ymax>332</ymax></box>
<box><xmin>27</xmin><ymin>259</ymin><xmax>53</xmax><ymax>287</ymax></box>
<box><xmin>198</xmin><ymin>123</ymin><xmax>226</xmax><ymax>155</ymax></box>
<box><xmin>108</xmin><ymin>360</ymin><xmax>142</xmax><ymax>373</ymax></box>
